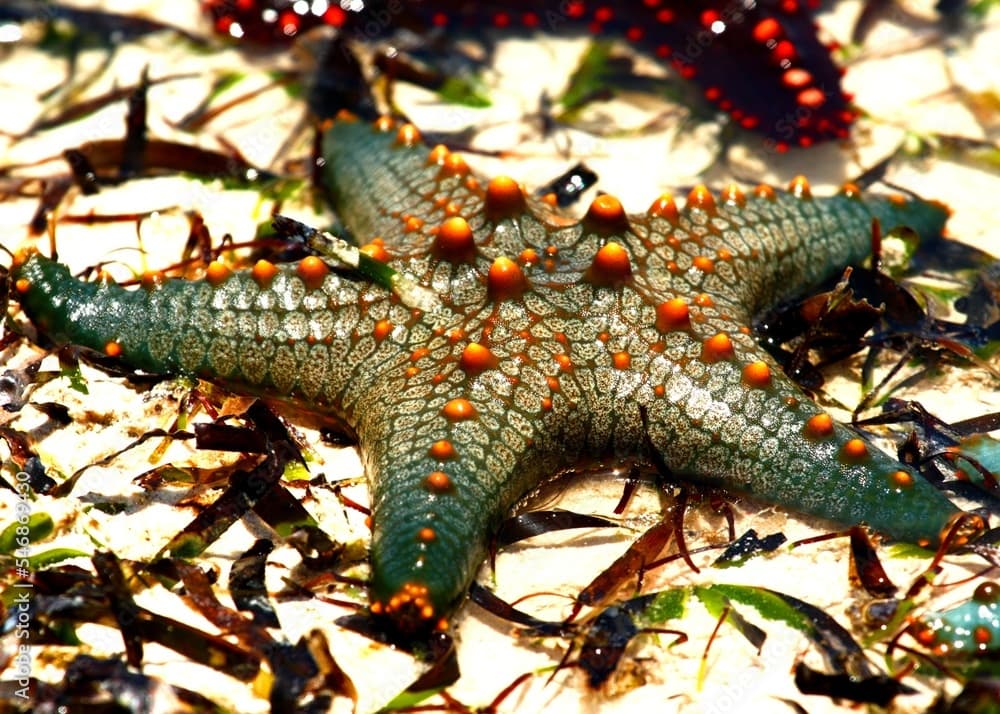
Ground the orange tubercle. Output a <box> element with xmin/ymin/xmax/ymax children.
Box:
<box><xmin>648</xmin><ymin>193</ymin><xmax>679</xmax><ymax>222</ymax></box>
<box><xmin>251</xmin><ymin>259</ymin><xmax>279</xmax><ymax>288</ymax></box>
<box><xmin>14</xmin><ymin>278</ymin><xmax>30</xmax><ymax>294</ymax></box>
<box><xmin>584</xmin><ymin>194</ymin><xmax>628</xmax><ymax>232</ymax></box>
<box><xmin>395</xmin><ymin>123</ymin><xmax>421</xmax><ymax>147</ymax></box>
<box><xmin>518</xmin><ymin>248</ymin><xmax>540</xmax><ymax>266</ymax></box>
<box><xmin>104</xmin><ymin>341</ymin><xmax>123</xmax><ymax>358</ymax></box>
<box><xmin>425</xmin><ymin>471</ymin><xmax>453</xmax><ymax>493</ymax></box>
<box><xmin>890</xmin><ymin>470</ymin><xmax>914</xmax><ymax>488</ymax></box>
<box><xmin>378</xmin><ymin>582</ymin><xmax>437</xmax><ymax>623</ymax></box>
<box><xmin>297</xmin><ymin>256</ymin><xmax>329</xmax><ymax>289</ymax></box>
<box><xmin>788</xmin><ymin>175</ymin><xmax>812</xmax><ymax>199</ymax></box>
<box><xmin>373</xmin><ymin>319</ymin><xmax>393</xmax><ymax>341</ymax></box>
<box><xmin>741</xmin><ymin>361</ymin><xmax>772</xmax><ymax>388</ymax></box>
<box><xmin>434</xmin><ymin>216</ymin><xmax>476</xmax><ymax>261</ymax></box>
<box><xmin>840</xmin><ymin>182</ymin><xmax>862</xmax><ymax>199</ymax></box>
<box><xmin>429</xmin><ymin>440</ymin><xmax>457</xmax><ymax>460</ymax></box>
<box><xmin>442</xmin><ymin>398</ymin><xmax>477</xmax><ymax>421</ymax></box>
<box><xmin>721</xmin><ymin>183</ymin><xmax>746</xmax><ymax>207</ymax></box>
<box><xmin>656</xmin><ymin>298</ymin><xmax>691</xmax><ymax>331</ymax></box>
<box><xmin>205</xmin><ymin>260</ymin><xmax>231</xmax><ymax>286</ymax></box>
<box><xmin>460</xmin><ymin>343</ymin><xmax>498</xmax><ymax>374</ymax></box>
<box><xmin>417</xmin><ymin>527</ymin><xmax>437</xmax><ymax>543</ymax></box>
<box><xmin>687</xmin><ymin>185</ymin><xmax>716</xmax><ymax>213</ymax></box>
<box><xmin>442</xmin><ymin>153</ymin><xmax>469</xmax><ymax>176</ymax></box>
<box><xmin>487</xmin><ymin>256</ymin><xmax>527</xmax><ymax>300</ymax></box>
<box><xmin>692</xmin><ymin>255</ymin><xmax>715</xmax><ymax>273</ymax></box>
<box><xmin>841</xmin><ymin>438</ymin><xmax>869</xmax><ymax>462</ymax></box>
<box><xmin>804</xmin><ymin>413</ymin><xmax>835</xmax><ymax>439</ymax></box>
<box><xmin>485</xmin><ymin>175</ymin><xmax>525</xmax><ymax>219</ymax></box>
<box><xmin>587</xmin><ymin>241</ymin><xmax>632</xmax><ymax>285</ymax></box>
<box><xmin>426</xmin><ymin>144</ymin><xmax>450</xmax><ymax>165</ymax></box>
<box><xmin>701</xmin><ymin>333</ymin><xmax>734</xmax><ymax>362</ymax></box>
<box><xmin>612</xmin><ymin>351</ymin><xmax>631</xmax><ymax>370</ymax></box>
<box><xmin>754</xmin><ymin>184</ymin><xmax>777</xmax><ymax>201</ymax></box>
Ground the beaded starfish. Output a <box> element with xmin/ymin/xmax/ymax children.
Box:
<box><xmin>11</xmin><ymin>116</ymin><xmax>980</xmax><ymax>631</ymax></box>
<box><xmin>200</xmin><ymin>0</ymin><xmax>856</xmax><ymax>149</ymax></box>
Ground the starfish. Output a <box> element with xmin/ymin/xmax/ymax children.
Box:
<box><xmin>11</xmin><ymin>116</ymin><xmax>982</xmax><ymax>632</ymax></box>
<box><xmin>200</xmin><ymin>0</ymin><xmax>855</xmax><ymax>149</ymax></box>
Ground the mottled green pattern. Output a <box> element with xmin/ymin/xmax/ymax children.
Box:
<box><xmin>13</xmin><ymin>118</ymin><xmax>969</xmax><ymax>627</ymax></box>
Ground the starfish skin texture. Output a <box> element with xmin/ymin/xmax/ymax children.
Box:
<box><xmin>11</xmin><ymin>117</ymin><xmax>982</xmax><ymax>631</ymax></box>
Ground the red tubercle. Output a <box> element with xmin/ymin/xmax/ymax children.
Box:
<box><xmin>752</xmin><ymin>18</ymin><xmax>782</xmax><ymax>43</ymax></box>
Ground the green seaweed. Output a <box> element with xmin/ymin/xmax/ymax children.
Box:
<box><xmin>0</xmin><ymin>512</ymin><xmax>54</xmax><ymax>553</ymax></box>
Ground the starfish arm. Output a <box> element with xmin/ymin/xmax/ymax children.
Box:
<box><xmin>10</xmin><ymin>254</ymin><xmax>407</xmax><ymax>423</ymax></box>
<box><xmin>636</xmin><ymin>189</ymin><xmax>950</xmax><ymax>315</ymax></box>
<box><xmin>352</xmin><ymin>291</ymin><xmax>581</xmax><ymax>627</ymax></box>
<box><xmin>321</xmin><ymin>118</ymin><xmax>491</xmax><ymax>257</ymax></box>
<box><xmin>360</xmin><ymin>389</ymin><xmax>555</xmax><ymax>628</ymax></box>
<box><xmin>639</xmin><ymin>330</ymin><xmax>963</xmax><ymax>545</ymax></box>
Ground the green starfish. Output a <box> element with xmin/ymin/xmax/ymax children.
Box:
<box><xmin>11</xmin><ymin>116</ymin><xmax>982</xmax><ymax>632</ymax></box>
